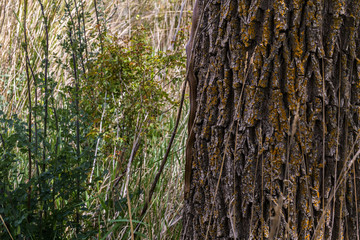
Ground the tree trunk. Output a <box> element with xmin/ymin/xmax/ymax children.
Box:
<box><xmin>182</xmin><ymin>0</ymin><xmax>360</xmax><ymax>239</ymax></box>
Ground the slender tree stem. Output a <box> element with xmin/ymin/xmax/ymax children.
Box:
<box><xmin>80</xmin><ymin>0</ymin><xmax>89</xmax><ymax>61</ymax></box>
<box><xmin>73</xmin><ymin>0</ymin><xmax>87</xmax><ymax>77</ymax></box>
<box><xmin>23</xmin><ymin>0</ymin><xmax>32</xmax><ymax>212</ymax></box>
<box><xmin>38</xmin><ymin>0</ymin><xmax>48</xmax><ymax>174</ymax></box>
<box><xmin>65</xmin><ymin>0</ymin><xmax>81</xmax><ymax>232</ymax></box>
<box><xmin>93</xmin><ymin>0</ymin><xmax>103</xmax><ymax>53</ymax></box>
<box><xmin>135</xmin><ymin>79</ymin><xmax>187</xmax><ymax>233</ymax></box>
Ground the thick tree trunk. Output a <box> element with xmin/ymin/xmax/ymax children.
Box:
<box><xmin>182</xmin><ymin>0</ymin><xmax>360</xmax><ymax>239</ymax></box>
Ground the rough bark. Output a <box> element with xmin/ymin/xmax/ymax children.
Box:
<box><xmin>182</xmin><ymin>0</ymin><xmax>360</xmax><ymax>239</ymax></box>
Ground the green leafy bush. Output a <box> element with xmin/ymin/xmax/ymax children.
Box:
<box><xmin>83</xmin><ymin>28</ymin><xmax>184</xmax><ymax>170</ymax></box>
<box><xmin>0</xmin><ymin>104</ymin><xmax>95</xmax><ymax>239</ymax></box>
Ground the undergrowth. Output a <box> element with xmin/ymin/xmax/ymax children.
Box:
<box><xmin>0</xmin><ymin>0</ymin><xmax>191</xmax><ymax>239</ymax></box>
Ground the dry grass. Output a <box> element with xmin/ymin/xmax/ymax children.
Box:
<box><xmin>0</xmin><ymin>0</ymin><xmax>193</xmax><ymax>114</ymax></box>
<box><xmin>0</xmin><ymin>0</ymin><xmax>193</xmax><ymax>239</ymax></box>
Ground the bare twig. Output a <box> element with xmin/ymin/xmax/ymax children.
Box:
<box><xmin>135</xmin><ymin>78</ymin><xmax>187</xmax><ymax>233</ymax></box>
<box><xmin>0</xmin><ymin>214</ymin><xmax>13</xmax><ymax>240</ymax></box>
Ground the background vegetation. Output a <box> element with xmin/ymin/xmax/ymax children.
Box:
<box><xmin>0</xmin><ymin>0</ymin><xmax>193</xmax><ymax>239</ymax></box>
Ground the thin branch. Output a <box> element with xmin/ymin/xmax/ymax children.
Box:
<box><xmin>135</xmin><ymin>79</ymin><xmax>187</xmax><ymax>233</ymax></box>
<box><xmin>23</xmin><ymin>0</ymin><xmax>32</xmax><ymax>212</ymax></box>
<box><xmin>93</xmin><ymin>0</ymin><xmax>103</xmax><ymax>53</ymax></box>
<box><xmin>79</xmin><ymin>0</ymin><xmax>89</xmax><ymax>61</ymax></box>
<box><xmin>0</xmin><ymin>214</ymin><xmax>13</xmax><ymax>240</ymax></box>
<box><xmin>73</xmin><ymin>0</ymin><xmax>87</xmax><ymax>77</ymax></box>
<box><xmin>64</xmin><ymin>0</ymin><xmax>81</xmax><ymax>232</ymax></box>
<box><xmin>38</xmin><ymin>0</ymin><xmax>49</xmax><ymax>173</ymax></box>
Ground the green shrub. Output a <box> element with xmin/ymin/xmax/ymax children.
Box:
<box><xmin>83</xmin><ymin>27</ymin><xmax>184</xmax><ymax>172</ymax></box>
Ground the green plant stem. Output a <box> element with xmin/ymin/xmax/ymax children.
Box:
<box><xmin>23</xmin><ymin>0</ymin><xmax>32</xmax><ymax>212</ymax></box>
<box><xmin>24</xmin><ymin>43</ymin><xmax>40</xmax><ymax>177</ymax></box>
<box><xmin>38</xmin><ymin>0</ymin><xmax>49</xmax><ymax>174</ymax></box>
<box><xmin>90</xmin><ymin>92</ymin><xmax>107</xmax><ymax>183</ymax></box>
<box><xmin>65</xmin><ymin>0</ymin><xmax>82</xmax><ymax>231</ymax></box>
<box><xmin>0</xmin><ymin>133</ymin><xmax>4</xmax><ymax>149</ymax></box>
<box><xmin>73</xmin><ymin>0</ymin><xmax>87</xmax><ymax>77</ymax></box>
<box><xmin>125</xmin><ymin>137</ymin><xmax>140</xmax><ymax>240</ymax></box>
<box><xmin>80</xmin><ymin>0</ymin><xmax>89</xmax><ymax>61</ymax></box>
